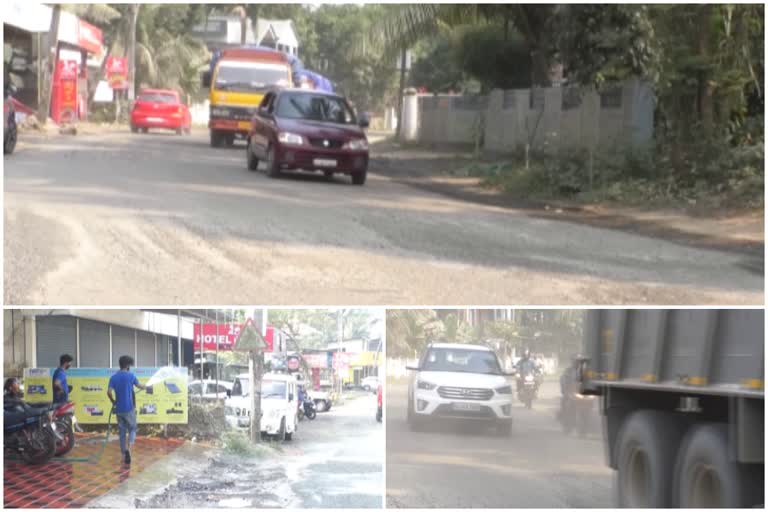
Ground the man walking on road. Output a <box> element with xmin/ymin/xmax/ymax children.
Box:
<box><xmin>107</xmin><ymin>356</ymin><xmax>147</xmax><ymax>465</ymax></box>
<box><xmin>52</xmin><ymin>354</ymin><xmax>73</xmax><ymax>404</ymax></box>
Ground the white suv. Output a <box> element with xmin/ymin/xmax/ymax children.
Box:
<box><xmin>407</xmin><ymin>343</ymin><xmax>514</xmax><ymax>436</ymax></box>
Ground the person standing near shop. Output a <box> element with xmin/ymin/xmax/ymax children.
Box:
<box><xmin>52</xmin><ymin>354</ymin><xmax>74</xmax><ymax>404</ymax></box>
<box><xmin>107</xmin><ymin>355</ymin><xmax>147</xmax><ymax>465</ymax></box>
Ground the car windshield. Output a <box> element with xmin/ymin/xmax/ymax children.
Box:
<box><xmin>275</xmin><ymin>93</ymin><xmax>356</xmax><ymax>125</ymax></box>
<box><xmin>215</xmin><ymin>62</ymin><xmax>290</xmax><ymax>92</ymax></box>
<box><xmin>421</xmin><ymin>348</ymin><xmax>502</xmax><ymax>375</ymax></box>
<box><xmin>138</xmin><ymin>93</ymin><xmax>176</xmax><ymax>104</ymax></box>
<box><xmin>262</xmin><ymin>380</ymin><xmax>287</xmax><ymax>399</ymax></box>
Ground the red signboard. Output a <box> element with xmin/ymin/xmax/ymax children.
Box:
<box><xmin>194</xmin><ymin>322</ymin><xmax>276</xmax><ymax>352</ymax></box>
<box><xmin>51</xmin><ymin>60</ymin><xmax>78</xmax><ymax>124</ymax></box>
<box><xmin>333</xmin><ymin>352</ymin><xmax>351</xmax><ymax>370</ymax></box>
<box><xmin>78</xmin><ymin>20</ymin><xmax>103</xmax><ymax>55</ymax></box>
<box><xmin>106</xmin><ymin>56</ymin><xmax>128</xmax><ymax>90</ymax></box>
<box><xmin>302</xmin><ymin>353</ymin><xmax>328</xmax><ymax>369</ymax></box>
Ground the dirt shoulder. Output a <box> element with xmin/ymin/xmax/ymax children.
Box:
<box><xmin>369</xmin><ymin>139</ymin><xmax>764</xmax><ymax>256</ymax></box>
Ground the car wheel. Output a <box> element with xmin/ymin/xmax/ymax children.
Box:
<box><xmin>225</xmin><ymin>134</ymin><xmax>235</xmax><ymax>147</ymax></box>
<box><xmin>314</xmin><ymin>399</ymin><xmax>326</xmax><ymax>413</ymax></box>
<box><xmin>210</xmin><ymin>130</ymin><xmax>223</xmax><ymax>148</ymax></box>
<box><xmin>266</xmin><ymin>146</ymin><xmax>281</xmax><ymax>178</ymax></box>
<box><xmin>351</xmin><ymin>169</ymin><xmax>367</xmax><ymax>186</ymax></box>
<box><xmin>495</xmin><ymin>421</ymin><xmax>512</xmax><ymax>437</ymax></box>
<box><xmin>324</xmin><ymin>401</ymin><xmax>332</xmax><ymax>412</ymax></box>
<box><xmin>141</xmin><ymin>127</ymin><xmax>148</xmax><ymax>134</ymax></box>
<box><xmin>277</xmin><ymin>418</ymin><xmax>286</xmax><ymax>442</ymax></box>
<box><xmin>176</xmin><ymin>128</ymin><xmax>183</xmax><ymax>135</ymax></box>
<box><xmin>323</xmin><ymin>171</ymin><xmax>334</xmax><ymax>180</ymax></box>
<box><xmin>246</xmin><ymin>141</ymin><xmax>260</xmax><ymax>171</ymax></box>
<box><xmin>130</xmin><ymin>124</ymin><xmax>138</xmax><ymax>134</ymax></box>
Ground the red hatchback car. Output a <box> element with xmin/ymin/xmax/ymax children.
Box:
<box><xmin>246</xmin><ymin>89</ymin><xmax>370</xmax><ymax>185</ymax></box>
<box><xmin>130</xmin><ymin>88</ymin><xmax>191</xmax><ymax>135</ymax></box>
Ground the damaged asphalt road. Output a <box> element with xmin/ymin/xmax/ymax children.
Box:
<box><xmin>134</xmin><ymin>393</ymin><xmax>382</xmax><ymax>509</ymax></box>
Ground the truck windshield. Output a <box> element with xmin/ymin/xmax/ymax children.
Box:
<box><xmin>275</xmin><ymin>93</ymin><xmax>357</xmax><ymax>125</ymax></box>
<box><xmin>422</xmin><ymin>348</ymin><xmax>502</xmax><ymax>375</ymax></box>
<box><xmin>262</xmin><ymin>380</ymin><xmax>287</xmax><ymax>399</ymax></box>
<box><xmin>215</xmin><ymin>62</ymin><xmax>289</xmax><ymax>92</ymax></box>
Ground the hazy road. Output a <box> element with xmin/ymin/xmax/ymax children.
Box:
<box><xmin>385</xmin><ymin>380</ymin><xmax>614</xmax><ymax>508</ymax></box>
<box><xmin>5</xmin><ymin>129</ymin><xmax>762</xmax><ymax>304</ymax></box>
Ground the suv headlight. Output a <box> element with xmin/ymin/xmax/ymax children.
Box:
<box><xmin>417</xmin><ymin>380</ymin><xmax>436</xmax><ymax>391</ymax></box>
<box><xmin>343</xmin><ymin>138</ymin><xmax>368</xmax><ymax>151</ymax></box>
<box><xmin>525</xmin><ymin>375</ymin><xmax>534</xmax><ymax>382</ymax></box>
<box><xmin>278</xmin><ymin>132</ymin><xmax>305</xmax><ymax>145</ymax></box>
<box><xmin>495</xmin><ymin>385</ymin><xmax>512</xmax><ymax>394</ymax></box>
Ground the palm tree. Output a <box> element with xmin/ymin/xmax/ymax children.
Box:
<box><xmin>369</xmin><ymin>4</ymin><xmax>558</xmax><ymax>87</ymax></box>
<box><xmin>386</xmin><ymin>310</ymin><xmax>445</xmax><ymax>359</ymax></box>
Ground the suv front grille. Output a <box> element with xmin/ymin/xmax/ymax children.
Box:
<box><xmin>437</xmin><ymin>386</ymin><xmax>493</xmax><ymax>401</ymax></box>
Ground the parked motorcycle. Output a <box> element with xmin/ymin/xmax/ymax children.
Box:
<box><xmin>52</xmin><ymin>401</ymin><xmax>76</xmax><ymax>456</ymax></box>
<box><xmin>4</xmin><ymin>83</ymin><xmax>18</xmax><ymax>155</ymax></box>
<box><xmin>302</xmin><ymin>397</ymin><xmax>317</xmax><ymax>420</ymax></box>
<box><xmin>516</xmin><ymin>370</ymin><xmax>539</xmax><ymax>409</ymax></box>
<box><xmin>4</xmin><ymin>403</ymin><xmax>57</xmax><ymax>464</ymax></box>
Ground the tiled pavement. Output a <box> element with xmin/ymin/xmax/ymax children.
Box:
<box><xmin>4</xmin><ymin>434</ymin><xmax>184</xmax><ymax>508</ymax></box>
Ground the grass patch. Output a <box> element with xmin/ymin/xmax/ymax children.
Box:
<box><xmin>221</xmin><ymin>431</ymin><xmax>281</xmax><ymax>457</ymax></box>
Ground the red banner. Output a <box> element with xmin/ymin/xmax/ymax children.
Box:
<box><xmin>302</xmin><ymin>353</ymin><xmax>329</xmax><ymax>369</ymax></box>
<box><xmin>78</xmin><ymin>20</ymin><xmax>103</xmax><ymax>55</ymax></box>
<box><xmin>106</xmin><ymin>56</ymin><xmax>128</xmax><ymax>90</ymax></box>
<box><xmin>52</xmin><ymin>60</ymin><xmax>78</xmax><ymax>124</ymax></box>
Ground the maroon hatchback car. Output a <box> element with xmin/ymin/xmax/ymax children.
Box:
<box><xmin>246</xmin><ymin>89</ymin><xmax>370</xmax><ymax>185</ymax></box>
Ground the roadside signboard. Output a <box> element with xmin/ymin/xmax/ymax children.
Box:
<box><xmin>23</xmin><ymin>367</ymin><xmax>188</xmax><ymax>424</ymax></box>
<box><xmin>106</xmin><ymin>56</ymin><xmax>128</xmax><ymax>90</ymax></box>
<box><xmin>233</xmin><ymin>318</ymin><xmax>267</xmax><ymax>352</ymax></box>
<box><xmin>302</xmin><ymin>353</ymin><xmax>328</xmax><ymax>369</ymax></box>
<box><xmin>193</xmin><ymin>323</ymin><xmax>241</xmax><ymax>351</ymax></box>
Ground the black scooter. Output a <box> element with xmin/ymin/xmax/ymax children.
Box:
<box><xmin>302</xmin><ymin>396</ymin><xmax>317</xmax><ymax>420</ymax></box>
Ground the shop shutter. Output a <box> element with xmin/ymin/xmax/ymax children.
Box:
<box><xmin>36</xmin><ymin>316</ymin><xmax>77</xmax><ymax>368</ymax></box>
<box><xmin>111</xmin><ymin>326</ymin><xmax>135</xmax><ymax>368</ymax></box>
<box><xmin>156</xmin><ymin>335</ymin><xmax>170</xmax><ymax>366</ymax></box>
<box><xmin>137</xmin><ymin>331</ymin><xmax>155</xmax><ymax>367</ymax></box>
<box><xmin>79</xmin><ymin>319</ymin><xmax>110</xmax><ymax>367</ymax></box>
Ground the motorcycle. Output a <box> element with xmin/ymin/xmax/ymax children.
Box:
<box><xmin>302</xmin><ymin>396</ymin><xmax>317</xmax><ymax>420</ymax></box>
<box><xmin>4</xmin><ymin>83</ymin><xmax>18</xmax><ymax>155</ymax></box>
<box><xmin>4</xmin><ymin>402</ymin><xmax>58</xmax><ymax>464</ymax></box>
<box><xmin>52</xmin><ymin>401</ymin><xmax>76</xmax><ymax>456</ymax></box>
<box><xmin>516</xmin><ymin>370</ymin><xmax>539</xmax><ymax>409</ymax></box>
<box><xmin>558</xmin><ymin>392</ymin><xmax>596</xmax><ymax>438</ymax></box>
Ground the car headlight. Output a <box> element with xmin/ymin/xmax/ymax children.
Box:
<box><xmin>278</xmin><ymin>132</ymin><xmax>304</xmax><ymax>145</ymax></box>
<box><xmin>211</xmin><ymin>107</ymin><xmax>229</xmax><ymax>117</ymax></box>
<box><xmin>495</xmin><ymin>385</ymin><xmax>512</xmax><ymax>394</ymax></box>
<box><xmin>417</xmin><ymin>380</ymin><xmax>436</xmax><ymax>391</ymax></box>
<box><xmin>343</xmin><ymin>138</ymin><xmax>368</xmax><ymax>151</ymax></box>
<box><xmin>525</xmin><ymin>375</ymin><xmax>534</xmax><ymax>382</ymax></box>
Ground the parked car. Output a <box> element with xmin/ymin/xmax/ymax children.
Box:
<box><xmin>406</xmin><ymin>342</ymin><xmax>514</xmax><ymax>436</ymax></box>
<box><xmin>224</xmin><ymin>373</ymin><xmax>298</xmax><ymax>441</ymax></box>
<box><xmin>130</xmin><ymin>88</ymin><xmax>191</xmax><ymax>135</ymax></box>
<box><xmin>361</xmin><ymin>376</ymin><xmax>379</xmax><ymax>393</ymax></box>
<box><xmin>188</xmin><ymin>379</ymin><xmax>233</xmax><ymax>399</ymax></box>
<box><xmin>311</xmin><ymin>384</ymin><xmax>334</xmax><ymax>412</ymax></box>
<box><xmin>246</xmin><ymin>89</ymin><xmax>370</xmax><ymax>185</ymax></box>
<box><xmin>4</xmin><ymin>83</ymin><xmax>17</xmax><ymax>155</ymax></box>
<box><xmin>376</xmin><ymin>384</ymin><xmax>382</xmax><ymax>422</ymax></box>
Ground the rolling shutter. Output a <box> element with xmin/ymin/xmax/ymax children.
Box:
<box><xmin>111</xmin><ymin>326</ymin><xmax>135</xmax><ymax>368</ymax></box>
<box><xmin>79</xmin><ymin>319</ymin><xmax>110</xmax><ymax>367</ymax></box>
<box><xmin>36</xmin><ymin>316</ymin><xmax>77</xmax><ymax>368</ymax></box>
<box><xmin>137</xmin><ymin>331</ymin><xmax>155</xmax><ymax>367</ymax></box>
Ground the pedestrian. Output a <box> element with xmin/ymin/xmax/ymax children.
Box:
<box><xmin>107</xmin><ymin>355</ymin><xmax>147</xmax><ymax>465</ymax></box>
<box><xmin>52</xmin><ymin>354</ymin><xmax>74</xmax><ymax>404</ymax></box>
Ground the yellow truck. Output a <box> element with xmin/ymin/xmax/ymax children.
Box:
<box><xmin>202</xmin><ymin>47</ymin><xmax>292</xmax><ymax>147</ymax></box>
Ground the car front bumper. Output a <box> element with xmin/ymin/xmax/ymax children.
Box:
<box><xmin>275</xmin><ymin>145</ymin><xmax>368</xmax><ymax>174</ymax></box>
<box><xmin>413</xmin><ymin>389</ymin><xmax>513</xmax><ymax>421</ymax></box>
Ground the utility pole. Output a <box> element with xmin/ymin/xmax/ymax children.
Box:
<box><xmin>39</xmin><ymin>4</ymin><xmax>61</xmax><ymax>125</ymax></box>
<box><xmin>395</xmin><ymin>46</ymin><xmax>407</xmax><ymax>140</ymax></box>
<box><xmin>234</xmin><ymin>317</ymin><xmax>266</xmax><ymax>444</ymax></box>
<box><xmin>127</xmin><ymin>4</ymin><xmax>139</xmax><ymax>101</ymax></box>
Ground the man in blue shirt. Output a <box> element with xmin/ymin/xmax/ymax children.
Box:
<box><xmin>107</xmin><ymin>355</ymin><xmax>147</xmax><ymax>465</ymax></box>
<box><xmin>52</xmin><ymin>354</ymin><xmax>73</xmax><ymax>404</ymax></box>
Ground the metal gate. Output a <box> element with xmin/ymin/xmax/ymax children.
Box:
<box><xmin>36</xmin><ymin>315</ymin><xmax>77</xmax><ymax>368</ymax></box>
<box><xmin>78</xmin><ymin>319</ymin><xmax>110</xmax><ymax>367</ymax></box>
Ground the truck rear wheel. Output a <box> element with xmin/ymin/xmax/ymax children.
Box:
<box><xmin>210</xmin><ymin>130</ymin><xmax>223</xmax><ymax>148</ymax></box>
<box><xmin>616</xmin><ymin>410</ymin><xmax>685</xmax><ymax>508</ymax></box>
<box><xmin>675</xmin><ymin>424</ymin><xmax>760</xmax><ymax>508</ymax></box>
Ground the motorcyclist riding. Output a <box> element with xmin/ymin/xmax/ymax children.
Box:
<box><xmin>515</xmin><ymin>349</ymin><xmax>542</xmax><ymax>382</ymax></box>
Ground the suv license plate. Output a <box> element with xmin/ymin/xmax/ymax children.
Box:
<box><xmin>314</xmin><ymin>158</ymin><xmax>337</xmax><ymax>168</ymax></box>
<box><xmin>452</xmin><ymin>402</ymin><xmax>481</xmax><ymax>411</ymax></box>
